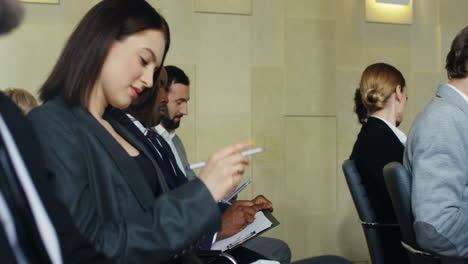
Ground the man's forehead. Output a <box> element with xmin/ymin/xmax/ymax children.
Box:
<box><xmin>169</xmin><ymin>83</ymin><xmax>190</xmax><ymax>94</ymax></box>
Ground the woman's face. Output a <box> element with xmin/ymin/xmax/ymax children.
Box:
<box><xmin>97</xmin><ymin>29</ymin><xmax>166</xmax><ymax>110</ymax></box>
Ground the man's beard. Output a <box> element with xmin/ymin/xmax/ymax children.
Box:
<box><xmin>161</xmin><ymin>114</ymin><xmax>181</xmax><ymax>130</ymax></box>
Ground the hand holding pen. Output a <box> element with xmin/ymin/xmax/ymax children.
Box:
<box><xmin>197</xmin><ymin>141</ymin><xmax>252</xmax><ymax>203</ymax></box>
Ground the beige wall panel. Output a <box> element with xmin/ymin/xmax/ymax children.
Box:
<box><xmin>336</xmin><ymin>69</ymin><xmax>361</xmax><ymax>154</ymax></box>
<box><xmin>196</xmin><ymin>116</ymin><xmax>251</xmax><ymax>160</ymax></box>
<box><xmin>441</xmin><ymin>26</ymin><xmax>461</xmax><ymax>75</ymax></box>
<box><xmin>156</xmin><ymin>0</ymin><xmax>196</xmax><ymax>62</ymax></box>
<box><xmin>251</xmin><ymin>165</ymin><xmax>287</xmax><ymax>209</ymax></box>
<box><xmin>283</xmin><ymin>214</ymin><xmax>339</xmax><ymax>260</ymax></box>
<box><xmin>195</xmin><ymin>64</ymin><xmax>250</xmax><ymax>117</ymax></box>
<box><xmin>411</xmin><ymin>25</ymin><xmax>441</xmax><ymax>72</ymax></box>
<box><xmin>411</xmin><ymin>0</ymin><xmax>441</xmax><ymax>72</ymax></box>
<box><xmin>0</xmin><ymin>24</ymin><xmax>61</xmax><ymax>92</ymax></box>
<box><xmin>336</xmin><ymin>205</ymin><xmax>369</xmax><ymax>262</ymax></box>
<box><xmin>335</xmin><ymin>69</ymin><xmax>370</xmax><ymax>262</ymax></box>
<box><xmin>250</xmin><ymin>0</ymin><xmax>285</xmax><ymax>65</ymax></box>
<box><xmin>285</xmin><ymin>19</ymin><xmax>336</xmax><ymax>116</ymax></box>
<box><xmin>251</xmin><ymin>165</ymin><xmax>287</xmax><ymax>239</ymax></box>
<box><xmin>60</xmin><ymin>0</ymin><xmax>99</xmax><ymax>24</ymax></box>
<box><xmin>439</xmin><ymin>0</ymin><xmax>468</xmax><ymax>27</ymax></box>
<box><xmin>193</xmin><ymin>0</ymin><xmax>252</xmax><ymax>15</ymax></box>
<box><xmin>362</xmin><ymin>47</ymin><xmax>411</xmax><ymax>85</ymax></box>
<box><xmin>363</xmin><ymin>23</ymin><xmax>411</xmax><ymax>48</ymax></box>
<box><xmin>194</xmin><ymin>14</ymin><xmax>251</xmax><ymax>117</ymax></box>
<box><xmin>252</xmin><ymin>117</ymin><xmax>285</xmax><ymax>165</ymax></box>
<box><xmin>251</xmin><ymin>66</ymin><xmax>284</xmax><ymax>119</ymax></box>
<box><xmin>413</xmin><ymin>72</ymin><xmax>444</xmax><ymax>114</ymax></box>
<box><xmin>362</xmin><ymin>23</ymin><xmax>411</xmax><ymax>75</ymax></box>
<box><xmin>251</xmin><ymin>66</ymin><xmax>284</xmax><ymax>165</ymax></box>
<box><xmin>336</xmin><ymin>0</ymin><xmax>364</xmax><ymax>69</ymax></box>
<box><xmin>285</xmin><ymin>117</ymin><xmax>337</xmax><ymax>214</ymax></box>
<box><xmin>413</xmin><ymin>0</ymin><xmax>439</xmax><ymax>26</ymax></box>
<box><xmin>286</xmin><ymin>0</ymin><xmax>336</xmax><ymax>20</ymax></box>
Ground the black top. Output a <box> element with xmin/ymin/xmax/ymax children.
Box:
<box><xmin>350</xmin><ymin>116</ymin><xmax>404</xmax><ymax>223</ymax></box>
<box><xmin>350</xmin><ymin>116</ymin><xmax>409</xmax><ymax>264</ymax></box>
<box><xmin>133</xmin><ymin>153</ymin><xmax>159</xmax><ymax>195</ymax></box>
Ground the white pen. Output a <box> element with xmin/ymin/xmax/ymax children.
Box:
<box><xmin>190</xmin><ymin>147</ymin><xmax>263</xmax><ymax>170</ymax></box>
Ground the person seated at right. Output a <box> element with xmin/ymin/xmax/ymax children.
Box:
<box><xmin>405</xmin><ymin>26</ymin><xmax>468</xmax><ymax>259</ymax></box>
<box><xmin>350</xmin><ymin>62</ymin><xmax>409</xmax><ymax>263</ymax></box>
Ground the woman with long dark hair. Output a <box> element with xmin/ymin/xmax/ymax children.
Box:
<box><xmin>28</xmin><ymin>1</ymin><xmax>251</xmax><ymax>262</ymax></box>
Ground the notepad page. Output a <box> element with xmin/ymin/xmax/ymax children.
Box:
<box><xmin>211</xmin><ymin>211</ymin><xmax>273</xmax><ymax>251</ymax></box>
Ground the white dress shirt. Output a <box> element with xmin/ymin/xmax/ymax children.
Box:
<box><xmin>126</xmin><ymin>114</ymin><xmax>164</xmax><ymax>159</ymax></box>
<box><xmin>448</xmin><ymin>83</ymin><xmax>468</xmax><ymax>104</ymax></box>
<box><xmin>155</xmin><ymin>124</ymin><xmax>187</xmax><ymax>177</ymax></box>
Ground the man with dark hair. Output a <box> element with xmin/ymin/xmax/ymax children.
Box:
<box><xmin>405</xmin><ymin>26</ymin><xmax>468</xmax><ymax>259</ymax></box>
<box><xmin>156</xmin><ymin>65</ymin><xmax>292</xmax><ymax>264</ymax></box>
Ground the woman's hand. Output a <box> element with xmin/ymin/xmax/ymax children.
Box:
<box><xmin>198</xmin><ymin>141</ymin><xmax>252</xmax><ymax>202</ymax></box>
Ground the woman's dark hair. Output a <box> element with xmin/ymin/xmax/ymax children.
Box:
<box><xmin>126</xmin><ymin>68</ymin><xmax>167</xmax><ymax>127</ymax></box>
<box><xmin>446</xmin><ymin>26</ymin><xmax>468</xmax><ymax>79</ymax></box>
<box><xmin>39</xmin><ymin>0</ymin><xmax>170</xmax><ymax>107</ymax></box>
<box><xmin>354</xmin><ymin>88</ymin><xmax>367</xmax><ymax>124</ymax></box>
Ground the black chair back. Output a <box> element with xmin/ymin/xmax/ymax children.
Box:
<box><xmin>383</xmin><ymin>162</ymin><xmax>441</xmax><ymax>264</ymax></box>
<box><xmin>342</xmin><ymin>160</ymin><xmax>385</xmax><ymax>264</ymax></box>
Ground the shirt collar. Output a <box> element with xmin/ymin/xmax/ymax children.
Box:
<box><xmin>370</xmin><ymin>115</ymin><xmax>407</xmax><ymax>145</ymax></box>
<box><xmin>155</xmin><ymin>124</ymin><xmax>176</xmax><ymax>141</ymax></box>
<box><xmin>126</xmin><ymin>114</ymin><xmax>148</xmax><ymax>135</ymax></box>
<box><xmin>447</xmin><ymin>83</ymin><xmax>468</xmax><ymax>104</ymax></box>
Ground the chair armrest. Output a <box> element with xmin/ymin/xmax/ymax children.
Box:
<box><xmin>195</xmin><ymin>250</ymin><xmax>238</xmax><ymax>264</ymax></box>
<box><xmin>361</xmin><ymin>221</ymin><xmax>400</xmax><ymax>228</ymax></box>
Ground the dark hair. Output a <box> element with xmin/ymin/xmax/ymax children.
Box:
<box><xmin>164</xmin><ymin>65</ymin><xmax>190</xmax><ymax>92</ymax></box>
<box><xmin>126</xmin><ymin>68</ymin><xmax>168</xmax><ymax>127</ymax></box>
<box><xmin>446</xmin><ymin>26</ymin><xmax>468</xmax><ymax>79</ymax></box>
<box><xmin>355</xmin><ymin>63</ymin><xmax>405</xmax><ymax>124</ymax></box>
<box><xmin>353</xmin><ymin>88</ymin><xmax>367</xmax><ymax>124</ymax></box>
<box><xmin>39</xmin><ymin>0</ymin><xmax>170</xmax><ymax>107</ymax></box>
<box><xmin>0</xmin><ymin>0</ymin><xmax>23</xmax><ymax>34</ymax></box>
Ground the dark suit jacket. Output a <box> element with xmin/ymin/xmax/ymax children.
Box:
<box><xmin>0</xmin><ymin>93</ymin><xmax>110</xmax><ymax>264</ymax></box>
<box><xmin>350</xmin><ymin>116</ymin><xmax>408</xmax><ymax>264</ymax></box>
<box><xmin>28</xmin><ymin>97</ymin><xmax>221</xmax><ymax>263</ymax></box>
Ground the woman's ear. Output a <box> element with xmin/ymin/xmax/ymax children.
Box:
<box><xmin>395</xmin><ymin>85</ymin><xmax>403</xmax><ymax>102</ymax></box>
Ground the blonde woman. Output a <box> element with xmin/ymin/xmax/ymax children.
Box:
<box><xmin>350</xmin><ymin>63</ymin><xmax>409</xmax><ymax>264</ymax></box>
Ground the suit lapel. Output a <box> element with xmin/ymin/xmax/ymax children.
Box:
<box><xmin>172</xmin><ymin>135</ymin><xmax>191</xmax><ymax>177</ymax></box>
<box><xmin>70</xmin><ymin>107</ymin><xmax>156</xmax><ymax>211</ymax></box>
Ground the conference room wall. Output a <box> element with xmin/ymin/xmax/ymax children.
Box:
<box><xmin>0</xmin><ymin>0</ymin><xmax>461</xmax><ymax>262</ymax></box>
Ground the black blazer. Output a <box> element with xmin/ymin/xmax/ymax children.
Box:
<box><xmin>28</xmin><ymin>97</ymin><xmax>221</xmax><ymax>263</ymax></box>
<box><xmin>350</xmin><ymin>116</ymin><xmax>409</xmax><ymax>264</ymax></box>
<box><xmin>350</xmin><ymin>116</ymin><xmax>404</xmax><ymax>223</ymax></box>
<box><xmin>0</xmin><ymin>93</ymin><xmax>110</xmax><ymax>264</ymax></box>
